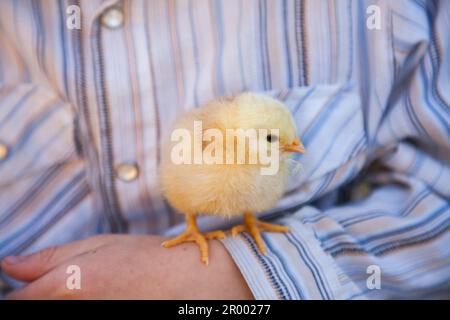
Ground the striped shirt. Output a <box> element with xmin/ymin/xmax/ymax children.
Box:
<box><xmin>1</xmin><ymin>0</ymin><xmax>449</xmax><ymax>299</ymax></box>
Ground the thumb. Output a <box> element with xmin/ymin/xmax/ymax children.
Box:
<box><xmin>2</xmin><ymin>246</ymin><xmax>61</xmax><ymax>282</ymax></box>
<box><xmin>1</xmin><ymin>235</ymin><xmax>112</xmax><ymax>282</ymax></box>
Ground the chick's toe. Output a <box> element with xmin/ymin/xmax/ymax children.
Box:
<box><xmin>162</xmin><ymin>230</ymin><xmax>209</xmax><ymax>264</ymax></box>
<box><xmin>162</xmin><ymin>215</ymin><xmax>225</xmax><ymax>265</ymax></box>
<box><xmin>231</xmin><ymin>213</ymin><xmax>290</xmax><ymax>254</ymax></box>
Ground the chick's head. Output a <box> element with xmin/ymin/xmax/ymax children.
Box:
<box><xmin>211</xmin><ymin>92</ymin><xmax>305</xmax><ymax>157</ymax></box>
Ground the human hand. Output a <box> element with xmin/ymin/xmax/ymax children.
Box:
<box><xmin>1</xmin><ymin>234</ymin><xmax>253</xmax><ymax>299</ymax></box>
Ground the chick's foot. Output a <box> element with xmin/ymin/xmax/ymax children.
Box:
<box><xmin>162</xmin><ymin>215</ymin><xmax>225</xmax><ymax>265</ymax></box>
<box><xmin>231</xmin><ymin>213</ymin><xmax>289</xmax><ymax>254</ymax></box>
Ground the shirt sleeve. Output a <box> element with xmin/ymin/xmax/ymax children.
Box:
<box><xmin>221</xmin><ymin>0</ymin><xmax>450</xmax><ymax>300</ymax></box>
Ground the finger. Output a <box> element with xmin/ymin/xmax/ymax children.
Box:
<box><xmin>7</xmin><ymin>246</ymin><xmax>115</xmax><ymax>300</ymax></box>
<box><xmin>1</xmin><ymin>234</ymin><xmax>114</xmax><ymax>282</ymax></box>
<box><xmin>6</xmin><ymin>265</ymin><xmax>66</xmax><ymax>300</ymax></box>
<box><xmin>6</xmin><ymin>256</ymin><xmax>87</xmax><ymax>300</ymax></box>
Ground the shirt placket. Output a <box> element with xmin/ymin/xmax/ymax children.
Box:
<box><xmin>78</xmin><ymin>0</ymin><xmax>171</xmax><ymax>234</ymax></box>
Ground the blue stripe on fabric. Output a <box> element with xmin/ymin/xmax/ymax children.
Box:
<box><xmin>0</xmin><ymin>162</ymin><xmax>67</xmax><ymax>227</ymax></box>
<box><xmin>261</xmin><ymin>233</ymin><xmax>306</xmax><ymax>299</ymax></box>
<box><xmin>188</xmin><ymin>0</ymin><xmax>200</xmax><ymax>106</ymax></box>
<box><xmin>302</xmin><ymin>105</ymin><xmax>361</xmax><ymax>179</ymax></box>
<box><xmin>241</xmin><ymin>232</ymin><xmax>290</xmax><ymax>299</ymax></box>
<box><xmin>301</xmin><ymin>84</ymin><xmax>351</xmax><ymax>144</ymax></box>
<box><xmin>282</xmin><ymin>0</ymin><xmax>293</xmax><ymax>88</ymax></box>
<box><xmin>322</xmin><ymin>202</ymin><xmax>449</xmax><ymax>246</ymax></box>
<box><xmin>335</xmin><ymin>187</ymin><xmax>432</xmax><ymax>227</ymax></box>
<box><xmin>236</xmin><ymin>0</ymin><xmax>246</xmax><ymax>91</ymax></box>
<box><xmin>0</xmin><ymin>171</ymin><xmax>85</xmax><ymax>253</ymax></box>
<box><xmin>346</xmin><ymin>0</ymin><xmax>354</xmax><ymax>81</ymax></box>
<box><xmin>0</xmin><ymin>86</ymin><xmax>38</xmax><ymax>127</ymax></box>
<box><xmin>285</xmin><ymin>232</ymin><xmax>332</xmax><ymax>299</ymax></box>
<box><xmin>14</xmin><ymin>181</ymin><xmax>91</xmax><ymax>255</ymax></box>
<box><xmin>371</xmin><ymin>217</ymin><xmax>450</xmax><ymax>255</ymax></box>
<box><xmin>292</xmin><ymin>85</ymin><xmax>316</xmax><ymax>115</ymax></box>
<box><xmin>325</xmin><ymin>206</ymin><xmax>450</xmax><ymax>256</ymax></box>
<box><xmin>12</xmin><ymin>102</ymin><xmax>65</xmax><ymax>152</ymax></box>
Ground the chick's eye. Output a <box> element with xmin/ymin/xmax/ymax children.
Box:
<box><xmin>266</xmin><ymin>134</ymin><xmax>278</xmax><ymax>143</ymax></box>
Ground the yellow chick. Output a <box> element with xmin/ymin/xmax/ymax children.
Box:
<box><xmin>159</xmin><ymin>92</ymin><xmax>305</xmax><ymax>264</ymax></box>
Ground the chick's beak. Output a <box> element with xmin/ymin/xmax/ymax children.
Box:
<box><xmin>284</xmin><ymin>138</ymin><xmax>306</xmax><ymax>154</ymax></box>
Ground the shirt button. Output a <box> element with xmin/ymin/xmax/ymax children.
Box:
<box><xmin>0</xmin><ymin>142</ymin><xmax>9</xmax><ymax>161</ymax></box>
<box><xmin>101</xmin><ymin>7</ymin><xmax>124</xmax><ymax>29</ymax></box>
<box><xmin>116</xmin><ymin>163</ymin><xmax>139</xmax><ymax>182</ymax></box>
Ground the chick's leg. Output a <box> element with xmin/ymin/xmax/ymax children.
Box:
<box><xmin>162</xmin><ymin>214</ymin><xmax>225</xmax><ymax>265</ymax></box>
<box><xmin>231</xmin><ymin>213</ymin><xmax>289</xmax><ymax>254</ymax></box>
